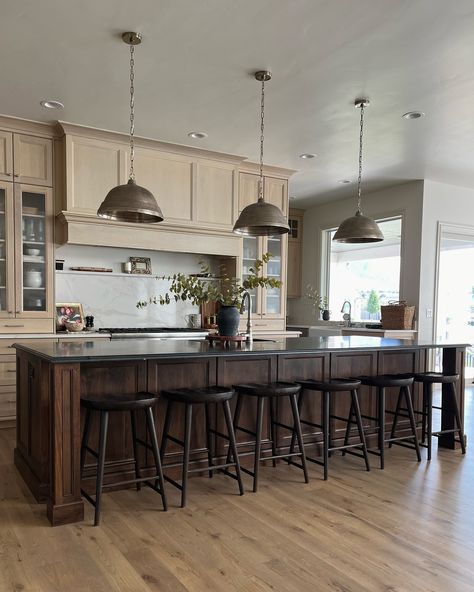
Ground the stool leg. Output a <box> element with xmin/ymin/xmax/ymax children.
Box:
<box><xmin>421</xmin><ymin>382</ymin><xmax>428</xmax><ymax>444</ymax></box>
<box><xmin>253</xmin><ymin>397</ymin><xmax>265</xmax><ymax>493</ymax></box>
<box><xmin>160</xmin><ymin>400</ymin><xmax>174</xmax><ymax>464</ymax></box>
<box><xmin>351</xmin><ymin>389</ymin><xmax>370</xmax><ymax>472</ymax></box>
<box><xmin>323</xmin><ymin>391</ymin><xmax>330</xmax><ymax>480</ymax></box>
<box><xmin>269</xmin><ymin>396</ymin><xmax>277</xmax><ymax>467</ymax></box>
<box><xmin>389</xmin><ymin>387</ymin><xmax>404</xmax><ymax>448</ymax></box>
<box><xmin>222</xmin><ymin>400</ymin><xmax>244</xmax><ymax>496</ymax></box>
<box><xmin>130</xmin><ymin>410</ymin><xmax>141</xmax><ymax>491</ymax></box>
<box><xmin>181</xmin><ymin>404</ymin><xmax>193</xmax><ymax>508</ymax></box>
<box><xmin>426</xmin><ymin>383</ymin><xmax>433</xmax><ymax>461</ymax></box>
<box><xmin>403</xmin><ymin>386</ymin><xmax>421</xmax><ymax>461</ymax></box>
<box><xmin>94</xmin><ymin>410</ymin><xmax>109</xmax><ymax>527</ymax></box>
<box><xmin>450</xmin><ymin>383</ymin><xmax>466</xmax><ymax>454</ymax></box>
<box><xmin>378</xmin><ymin>387</ymin><xmax>385</xmax><ymax>470</ymax></box>
<box><xmin>289</xmin><ymin>393</ymin><xmax>309</xmax><ymax>484</ymax></box>
<box><xmin>288</xmin><ymin>390</ymin><xmax>304</xmax><ymax>461</ymax></box>
<box><xmin>144</xmin><ymin>407</ymin><xmax>168</xmax><ymax>511</ymax></box>
<box><xmin>226</xmin><ymin>394</ymin><xmax>243</xmax><ymax>465</ymax></box>
<box><xmin>204</xmin><ymin>403</ymin><xmax>214</xmax><ymax>478</ymax></box>
<box><xmin>342</xmin><ymin>399</ymin><xmax>355</xmax><ymax>456</ymax></box>
<box><xmin>80</xmin><ymin>407</ymin><xmax>92</xmax><ymax>478</ymax></box>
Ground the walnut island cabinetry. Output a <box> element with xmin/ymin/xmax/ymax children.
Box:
<box><xmin>14</xmin><ymin>336</ymin><xmax>466</xmax><ymax>526</ymax></box>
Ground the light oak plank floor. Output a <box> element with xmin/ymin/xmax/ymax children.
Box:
<box><xmin>0</xmin><ymin>388</ymin><xmax>473</xmax><ymax>592</ymax></box>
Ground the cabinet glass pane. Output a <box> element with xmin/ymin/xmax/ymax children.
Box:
<box><xmin>0</xmin><ymin>189</ymin><xmax>6</xmax><ymax>311</ymax></box>
<box><xmin>266</xmin><ymin>236</ymin><xmax>282</xmax><ymax>314</ymax></box>
<box><xmin>242</xmin><ymin>237</ymin><xmax>258</xmax><ymax>313</ymax></box>
<box><xmin>21</xmin><ymin>191</ymin><xmax>46</xmax><ymax>312</ymax></box>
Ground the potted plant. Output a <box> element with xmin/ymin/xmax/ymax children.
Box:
<box><xmin>306</xmin><ymin>284</ymin><xmax>330</xmax><ymax>320</ymax></box>
<box><xmin>137</xmin><ymin>253</ymin><xmax>281</xmax><ymax>336</ymax></box>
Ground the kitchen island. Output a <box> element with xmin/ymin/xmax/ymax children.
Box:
<box><xmin>14</xmin><ymin>336</ymin><xmax>466</xmax><ymax>526</ymax></box>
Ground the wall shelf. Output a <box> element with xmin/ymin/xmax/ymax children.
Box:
<box><xmin>56</xmin><ymin>270</ymin><xmax>165</xmax><ymax>279</ymax></box>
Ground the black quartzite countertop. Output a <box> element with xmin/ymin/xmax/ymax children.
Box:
<box><xmin>13</xmin><ymin>336</ymin><xmax>469</xmax><ymax>363</ymax></box>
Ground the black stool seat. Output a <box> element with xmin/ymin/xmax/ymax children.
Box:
<box><xmin>359</xmin><ymin>374</ymin><xmax>414</xmax><ymax>388</ymax></box>
<box><xmin>80</xmin><ymin>391</ymin><xmax>167</xmax><ymax>526</ymax></box>
<box><xmin>81</xmin><ymin>392</ymin><xmax>157</xmax><ymax>411</ymax></box>
<box><xmin>233</xmin><ymin>382</ymin><xmax>301</xmax><ymax>397</ymax></box>
<box><xmin>160</xmin><ymin>385</ymin><xmax>243</xmax><ymax>507</ymax></box>
<box><xmin>231</xmin><ymin>381</ymin><xmax>308</xmax><ymax>491</ymax></box>
<box><xmin>413</xmin><ymin>372</ymin><xmax>459</xmax><ymax>384</ymax></box>
<box><xmin>298</xmin><ymin>378</ymin><xmax>361</xmax><ymax>392</ymax></box>
<box><xmin>161</xmin><ymin>386</ymin><xmax>234</xmax><ymax>404</ymax></box>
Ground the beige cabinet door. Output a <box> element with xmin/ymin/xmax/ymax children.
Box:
<box><xmin>261</xmin><ymin>234</ymin><xmax>287</xmax><ymax>319</ymax></box>
<box><xmin>0</xmin><ymin>183</ymin><xmax>15</xmax><ymax>317</ymax></box>
<box><xmin>65</xmin><ymin>135</ymin><xmax>126</xmax><ymax>214</ymax></box>
<box><xmin>0</xmin><ymin>132</ymin><xmax>13</xmax><ymax>182</ymax></box>
<box><xmin>287</xmin><ymin>240</ymin><xmax>302</xmax><ymax>299</ymax></box>
<box><xmin>13</xmin><ymin>134</ymin><xmax>53</xmax><ymax>187</ymax></box>
<box><xmin>133</xmin><ymin>147</ymin><xmax>193</xmax><ymax>223</ymax></box>
<box><xmin>238</xmin><ymin>172</ymin><xmax>259</xmax><ymax>212</ymax></box>
<box><xmin>196</xmin><ymin>161</ymin><xmax>236</xmax><ymax>228</ymax></box>
<box><xmin>264</xmin><ymin>176</ymin><xmax>288</xmax><ymax>216</ymax></box>
<box><xmin>14</xmin><ymin>184</ymin><xmax>54</xmax><ymax>318</ymax></box>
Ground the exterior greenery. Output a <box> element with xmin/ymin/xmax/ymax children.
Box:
<box><xmin>306</xmin><ymin>284</ymin><xmax>329</xmax><ymax>315</ymax></box>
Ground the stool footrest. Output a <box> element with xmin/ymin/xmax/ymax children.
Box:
<box><xmin>187</xmin><ymin>461</ymin><xmax>237</xmax><ymax>474</ymax></box>
<box><xmin>234</xmin><ymin>425</ymin><xmax>256</xmax><ymax>437</ymax></box>
<box><xmin>166</xmin><ymin>434</ymin><xmax>184</xmax><ymax>447</ymax></box>
<box><xmin>390</xmin><ymin>440</ymin><xmax>418</xmax><ymax>452</ymax></box>
<box><xmin>432</xmin><ymin>428</ymin><xmax>463</xmax><ymax>436</ymax></box>
<box><xmin>300</xmin><ymin>418</ymin><xmax>323</xmax><ymax>430</ymax></box>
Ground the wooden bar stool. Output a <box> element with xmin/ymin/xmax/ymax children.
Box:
<box><xmin>80</xmin><ymin>392</ymin><xmax>167</xmax><ymax>526</ymax></box>
<box><xmin>402</xmin><ymin>372</ymin><xmax>466</xmax><ymax>460</ymax></box>
<box><xmin>357</xmin><ymin>375</ymin><xmax>421</xmax><ymax>468</ymax></box>
<box><xmin>294</xmin><ymin>379</ymin><xmax>370</xmax><ymax>480</ymax></box>
<box><xmin>160</xmin><ymin>386</ymin><xmax>244</xmax><ymax>507</ymax></box>
<box><xmin>230</xmin><ymin>382</ymin><xmax>309</xmax><ymax>492</ymax></box>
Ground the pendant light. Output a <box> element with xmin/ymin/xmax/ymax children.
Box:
<box><xmin>233</xmin><ymin>71</ymin><xmax>289</xmax><ymax>236</ymax></box>
<box><xmin>97</xmin><ymin>32</ymin><xmax>164</xmax><ymax>223</ymax></box>
<box><xmin>333</xmin><ymin>99</ymin><xmax>383</xmax><ymax>243</ymax></box>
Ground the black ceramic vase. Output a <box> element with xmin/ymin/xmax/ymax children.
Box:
<box><xmin>217</xmin><ymin>305</ymin><xmax>240</xmax><ymax>336</ymax></box>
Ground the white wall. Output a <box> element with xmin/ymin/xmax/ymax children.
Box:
<box><xmin>288</xmin><ymin>181</ymin><xmax>424</xmax><ymax>326</ymax></box>
<box><xmin>55</xmin><ymin>245</ymin><xmax>215</xmax><ymax>328</ymax></box>
<box><xmin>419</xmin><ymin>180</ymin><xmax>474</xmax><ymax>340</ymax></box>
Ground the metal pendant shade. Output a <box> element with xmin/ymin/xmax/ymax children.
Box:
<box><xmin>233</xmin><ymin>71</ymin><xmax>289</xmax><ymax>236</ymax></box>
<box><xmin>333</xmin><ymin>99</ymin><xmax>383</xmax><ymax>243</ymax></box>
<box><xmin>97</xmin><ymin>32</ymin><xmax>164</xmax><ymax>224</ymax></box>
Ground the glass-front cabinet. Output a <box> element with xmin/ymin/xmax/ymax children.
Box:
<box><xmin>242</xmin><ymin>234</ymin><xmax>286</xmax><ymax>323</ymax></box>
<box><xmin>0</xmin><ymin>182</ymin><xmax>53</xmax><ymax>320</ymax></box>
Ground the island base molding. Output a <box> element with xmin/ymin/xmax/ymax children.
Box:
<box><xmin>14</xmin><ymin>346</ymin><xmax>466</xmax><ymax>526</ymax></box>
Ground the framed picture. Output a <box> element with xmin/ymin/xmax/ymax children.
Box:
<box><xmin>130</xmin><ymin>256</ymin><xmax>152</xmax><ymax>275</ymax></box>
<box><xmin>55</xmin><ymin>303</ymin><xmax>84</xmax><ymax>331</ymax></box>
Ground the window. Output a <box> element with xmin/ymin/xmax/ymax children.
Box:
<box><xmin>323</xmin><ymin>217</ymin><xmax>402</xmax><ymax>322</ymax></box>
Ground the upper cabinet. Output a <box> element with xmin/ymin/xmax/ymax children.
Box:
<box><xmin>287</xmin><ymin>208</ymin><xmax>304</xmax><ymax>299</ymax></box>
<box><xmin>60</xmin><ymin>125</ymin><xmax>238</xmax><ymax>232</ymax></box>
<box><xmin>0</xmin><ymin>132</ymin><xmax>52</xmax><ymax>187</ymax></box>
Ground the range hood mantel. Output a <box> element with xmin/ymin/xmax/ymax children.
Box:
<box><xmin>55</xmin><ymin>211</ymin><xmax>241</xmax><ymax>257</ymax></box>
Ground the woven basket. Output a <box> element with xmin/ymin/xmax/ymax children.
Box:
<box><xmin>380</xmin><ymin>301</ymin><xmax>415</xmax><ymax>330</ymax></box>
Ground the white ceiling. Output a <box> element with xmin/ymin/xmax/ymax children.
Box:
<box><xmin>2</xmin><ymin>0</ymin><xmax>474</xmax><ymax>207</ymax></box>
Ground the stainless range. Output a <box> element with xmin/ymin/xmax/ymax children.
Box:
<box><xmin>98</xmin><ymin>327</ymin><xmax>209</xmax><ymax>340</ymax></box>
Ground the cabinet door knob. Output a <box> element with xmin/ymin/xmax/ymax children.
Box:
<box><xmin>14</xmin><ymin>173</ymin><xmax>19</xmax><ymax>178</ymax></box>
<box><xmin>5</xmin><ymin>172</ymin><xmax>12</xmax><ymax>176</ymax></box>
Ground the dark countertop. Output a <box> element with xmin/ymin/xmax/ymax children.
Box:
<box><xmin>13</xmin><ymin>336</ymin><xmax>469</xmax><ymax>363</ymax></box>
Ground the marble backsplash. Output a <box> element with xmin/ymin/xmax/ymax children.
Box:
<box><xmin>55</xmin><ymin>245</ymin><xmax>211</xmax><ymax>329</ymax></box>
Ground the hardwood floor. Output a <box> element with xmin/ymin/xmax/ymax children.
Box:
<box><xmin>1</xmin><ymin>388</ymin><xmax>473</xmax><ymax>592</ymax></box>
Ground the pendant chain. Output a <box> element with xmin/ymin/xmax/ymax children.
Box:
<box><xmin>259</xmin><ymin>78</ymin><xmax>265</xmax><ymax>201</ymax></box>
<box><xmin>129</xmin><ymin>44</ymin><xmax>136</xmax><ymax>181</ymax></box>
<box><xmin>357</xmin><ymin>102</ymin><xmax>364</xmax><ymax>212</ymax></box>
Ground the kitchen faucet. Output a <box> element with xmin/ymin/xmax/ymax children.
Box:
<box><xmin>341</xmin><ymin>300</ymin><xmax>352</xmax><ymax>326</ymax></box>
<box><xmin>240</xmin><ymin>290</ymin><xmax>253</xmax><ymax>343</ymax></box>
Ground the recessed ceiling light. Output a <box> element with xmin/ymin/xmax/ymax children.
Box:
<box><xmin>402</xmin><ymin>111</ymin><xmax>425</xmax><ymax>120</ymax></box>
<box><xmin>188</xmin><ymin>131</ymin><xmax>208</xmax><ymax>139</ymax></box>
<box><xmin>338</xmin><ymin>179</ymin><xmax>351</xmax><ymax>184</ymax></box>
<box><xmin>299</xmin><ymin>153</ymin><xmax>317</xmax><ymax>159</ymax></box>
<box><xmin>40</xmin><ymin>100</ymin><xmax>64</xmax><ymax>110</ymax></box>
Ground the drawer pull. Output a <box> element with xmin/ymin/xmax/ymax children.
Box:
<box><xmin>5</xmin><ymin>172</ymin><xmax>12</xmax><ymax>176</ymax></box>
<box><xmin>3</xmin><ymin>324</ymin><xmax>25</xmax><ymax>328</ymax></box>
<box><xmin>7</xmin><ymin>369</ymin><xmax>16</xmax><ymax>373</ymax></box>
<box><xmin>254</xmin><ymin>323</ymin><xmax>266</xmax><ymax>326</ymax></box>
<box><xmin>14</xmin><ymin>173</ymin><xmax>19</xmax><ymax>178</ymax></box>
